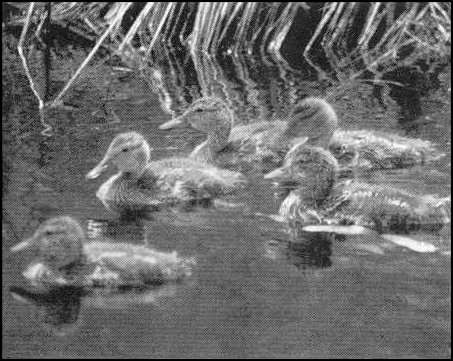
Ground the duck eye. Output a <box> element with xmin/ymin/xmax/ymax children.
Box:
<box><xmin>122</xmin><ymin>148</ymin><xmax>129</xmax><ymax>152</ymax></box>
<box><xmin>195</xmin><ymin>109</ymin><xmax>203</xmax><ymax>113</ymax></box>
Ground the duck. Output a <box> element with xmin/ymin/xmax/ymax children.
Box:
<box><xmin>158</xmin><ymin>96</ymin><xmax>445</xmax><ymax>172</ymax></box>
<box><xmin>263</xmin><ymin>142</ymin><xmax>451</xmax><ymax>253</ymax></box>
<box><xmin>86</xmin><ymin>132</ymin><xmax>247</xmax><ymax>214</ymax></box>
<box><xmin>10</xmin><ymin>216</ymin><xmax>195</xmax><ymax>289</ymax></box>
<box><xmin>159</xmin><ymin>96</ymin><xmax>334</xmax><ymax>170</ymax></box>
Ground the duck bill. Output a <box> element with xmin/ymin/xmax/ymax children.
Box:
<box><xmin>263</xmin><ymin>166</ymin><xmax>290</xmax><ymax>180</ymax></box>
<box><xmin>86</xmin><ymin>154</ymin><xmax>111</xmax><ymax>179</ymax></box>
<box><xmin>158</xmin><ymin>116</ymin><xmax>186</xmax><ymax>130</ymax></box>
<box><xmin>11</xmin><ymin>238</ymin><xmax>34</xmax><ymax>252</ymax></box>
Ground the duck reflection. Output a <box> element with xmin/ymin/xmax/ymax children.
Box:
<box><xmin>286</xmin><ymin>232</ymin><xmax>333</xmax><ymax>269</ymax></box>
<box><xmin>10</xmin><ymin>282</ymin><xmax>181</xmax><ymax>336</ymax></box>
<box><xmin>264</xmin><ymin>231</ymin><xmax>334</xmax><ymax>271</ymax></box>
<box><xmin>10</xmin><ymin>285</ymin><xmax>84</xmax><ymax>336</ymax></box>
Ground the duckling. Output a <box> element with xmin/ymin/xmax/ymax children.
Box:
<box><xmin>330</xmin><ymin>129</ymin><xmax>445</xmax><ymax>170</ymax></box>
<box><xmin>159</xmin><ymin>96</ymin><xmax>444</xmax><ymax>172</ymax></box>
<box><xmin>10</xmin><ymin>216</ymin><xmax>195</xmax><ymax>289</ymax></box>
<box><xmin>86</xmin><ymin>132</ymin><xmax>246</xmax><ymax>214</ymax></box>
<box><xmin>159</xmin><ymin>97</ymin><xmax>335</xmax><ymax>170</ymax></box>
<box><xmin>263</xmin><ymin>143</ymin><xmax>450</xmax><ymax>253</ymax></box>
<box><xmin>159</xmin><ymin>97</ymin><xmax>235</xmax><ymax>164</ymax></box>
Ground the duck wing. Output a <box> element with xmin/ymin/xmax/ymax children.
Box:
<box><xmin>323</xmin><ymin>181</ymin><xmax>449</xmax><ymax>233</ymax></box>
<box><xmin>148</xmin><ymin>156</ymin><xmax>205</xmax><ymax>171</ymax></box>
<box><xmin>228</xmin><ymin>121</ymin><xmax>281</xmax><ymax>143</ymax></box>
<box><xmin>146</xmin><ymin>159</ymin><xmax>246</xmax><ymax>203</ymax></box>
<box><xmin>98</xmin><ymin>171</ymin><xmax>168</xmax><ymax>210</ymax></box>
<box><xmin>228</xmin><ymin>121</ymin><xmax>287</xmax><ymax>151</ymax></box>
<box><xmin>84</xmin><ymin>242</ymin><xmax>194</xmax><ymax>286</ymax></box>
<box><xmin>331</xmin><ymin>130</ymin><xmax>445</xmax><ymax>169</ymax></box>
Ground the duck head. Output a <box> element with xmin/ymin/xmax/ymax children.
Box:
<box><xmin>286</xmin><ymin>97</ymin><xmax>338</xmax><ymax>148</ymax></box>
<box><xmin>264</xmin><ymin>143</ymin><xmax>339</xmax><ymax>204</ymax></box>
<box><xmin>159</xmin><ymin>97</ymin><xmax>233</xmax><ymax>136</ymax></box>
<box><xmin>86</xmin><ymin>132</ymin><xmax>152</xmax><ymax>179</ymax></box>
<box><xmin>11</xmin><ymin>217</ymin><xmax>85</xmax><ymax>270</ymax></box>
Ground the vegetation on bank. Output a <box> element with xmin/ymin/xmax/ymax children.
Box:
<box><xmin>3</xmin><ymin>2</ymin><xmax>451</xmax><ymax>116</ymax></box>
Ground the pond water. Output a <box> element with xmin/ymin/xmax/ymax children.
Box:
<box><xmin>2</xmin><ymin>51</ymin><xmax>451</xmax><ymax>358</ymax></box>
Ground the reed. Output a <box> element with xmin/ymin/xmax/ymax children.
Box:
<box><xmin>305</xmin><ymin>2</ymin><xmax>451</xmax><ymax>80</ymax></box>
<box><xmin>6</xmin><ymin>2</ymin><xmax>450</xmax><ymax>107</ymax></box>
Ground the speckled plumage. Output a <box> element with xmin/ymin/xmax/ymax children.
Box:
<box><xmin>330</xmin><ymin>129</ymin><xmax>445</xmax><ymax>170</ymax></box>
<box><xmin>264</xmin><ymin>145</ymin><xmax>450</xmax><ymax>235</ymax></box>
<box><xmin>159</xmin><ymin>97</ymin><xmax>337</xmax><ymax>170</ymax></box>
<box><xmin>86</xmin><ymin>132</ymin><xmax>246</xmax><ymax>213</ymax></box>
<box><xmin>10</xmin><ymin>217</ymin><xmax>195</xmax><ymax>289</ymax></box>
<box><xmin>159</xmin><ymin>96</ymin><xmax>445</xmax><ymax>172</ymax></box>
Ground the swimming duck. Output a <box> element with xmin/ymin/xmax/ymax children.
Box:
<box><xmin>86</xmin><ymin>132</ymin><xmax>246</xmax><ymax>213</ymax></box>
<box><xmin>263</xmin><ymin>143</ymin><xmax>450</xmax><ymax>252</ymax></box>
<box><xmin>159</xmin><ymin>96</ymin><xmax>334</xmax><ymax>170</ymax></box>
<box><xmin>10</xmin><ymin>216</ymin><xmax>195</xmax><ymax>289</ymax></box>
<box><xmin>159</xmin><ymin>96</ymin><xmax>444</xmax><ymax>172</ymax></box>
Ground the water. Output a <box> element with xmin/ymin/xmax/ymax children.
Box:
<box><xmin>2</xmin><ymin>52</ymin><xmax>451</xmax><ymax>358</ymax></box>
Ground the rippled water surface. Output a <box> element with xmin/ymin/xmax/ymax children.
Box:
<box><xmin>2</xmin><ymin>64</ymin><xmax>451</xmax><ymax>358</ymax></box>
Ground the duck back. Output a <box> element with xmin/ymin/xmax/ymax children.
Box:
<box><xmin>323</xmin><ymin>181</ymin><xmax>449</xmax><ymax>233</ymax></box>
<box><xmin>21</xmin><ymin>243</ymin><xmax>195</xmax><ymax>289</ymax></box>
<box><xmin>331</xmin><ymin>130</ymin><xmax>445</xmax><ymax>170</ymax></box>
<box><xmin>84</xmin><ymin>242</ymin><xmax>195</xmax><ymax>287</ymax></box>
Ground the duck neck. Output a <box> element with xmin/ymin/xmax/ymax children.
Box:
<box><xmin>122</xmin><ymin>167</ymin><xmax>148</xmax><ymax>180</ymax></box>
<box><xmin>122</xmin><ymin>156</ymin><xmax>150</xmax><ymax>180</ymax></box>
<box><xmin>190</xmin><ymin>128</ymin><xmax>230</xmax><ymax>164</ymax></box>
<box><xmin>280</xmin><ymin>189</ymin><xmax>324</xmax><ymax>225</ymax></box>
<box><xmin>298</xmin><ymin>169</ymin><xmax>337</xmax><ymax>208</ymax></box>
<box><xmin>306</xmin><ymin>130</ymin><xmax>335</xmax><ymax>149</ymax></box>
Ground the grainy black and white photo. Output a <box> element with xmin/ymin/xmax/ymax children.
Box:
<box><xmin>2</xmin><ymin>2</ymin><xmax>451</xmax><ymax>359</ymax></box>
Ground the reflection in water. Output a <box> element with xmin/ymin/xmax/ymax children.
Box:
<box><xmin>286</xmin><ymin>234</ymin><xmax>333</xmax><ymax>269</ymax></box>
<box><xmin>146</xmin><ymin>41</ymin><xmax>320</xmax><ymax>126</ymax></box>
<box><xmin>10</xmin><ymin>283</ymin><xmax>182</xmax><ymax>336</ymax></box>
<box><xmin>10</xmin><ymin>286</ymin><xmax>84</xmax><ymax>336</ymax></box>
<box><xmin>264</xmin><ymin>232</ymin><xmax>333</xmax><ymax>271</ymax></box>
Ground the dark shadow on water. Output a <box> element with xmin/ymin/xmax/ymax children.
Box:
<box><xmin>264</xmin><ymin>232</ymin><xmax>334</xmax><ymax>271</ymax></box>
<box><xmin>10</xmin><ymin>285</ymin><xmax>84</xmax><ymax>336</ymax></box>
<box><xmin>9</xmin><ymin>281</ymin><xmax>185</xmax><ymax>336</ymax></box>
<box><xmin>286</xmin><ymin>233</ymin><xmax>333</xmax><ymax>270</ymax></box>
